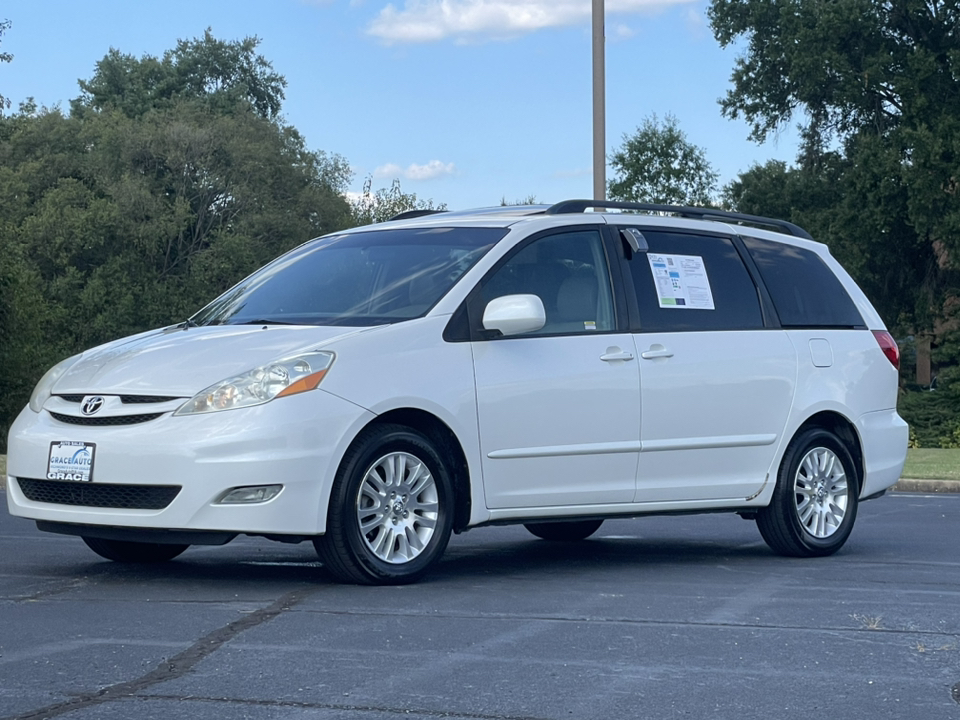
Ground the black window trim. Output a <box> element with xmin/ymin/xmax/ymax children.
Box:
<box><xmin>732</xmin><ymin>234</ymin><xmax>782</xmax><ymax>329</ymax></box>
<box><xmin>442</xmin><ymin>224</ymin><xmax>628</xmax><ymax>343</ymax></box>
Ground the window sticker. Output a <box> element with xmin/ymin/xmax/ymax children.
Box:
<box><xmin>647</xmin><ymin>253</ymin><xmax>715</xmax><ymax>310</ymax></box>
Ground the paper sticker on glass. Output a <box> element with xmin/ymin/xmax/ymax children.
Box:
<box><xmin>47</xmin><ymin>441</ymin><xmax>96</xmax><ymax>482</ymax></box>
<box><xmin>647</xmin><ymin>253</ymin><xmax>715</xmax><ymax>310</ymax></box>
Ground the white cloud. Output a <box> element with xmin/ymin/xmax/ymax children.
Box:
<box><xmin>682</xmin><ymin>6</ymin><xmax>708</xmax><ymax>39</ymax></box>
<box><xmin>374</xmin><ymin>160</ymin><xmax>457</xmax><ymax>181</ymax></box>
<box><xmin>373</xmin><ymin>163</ymin><xmax>405</xmax><ymax>179</ymax></box>
<box><xmin>367</xmin><ymin>0</ymin><xmax>698</xmax><ymax>44</ymax></box>
<box><xmin>611</xmin><ymin>22</ymin><xmax>635</xmax><ymax>40</ymax></box>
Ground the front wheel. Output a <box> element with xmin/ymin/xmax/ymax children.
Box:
<box><xmin>757</xmin><ymin>428</ymin><xmax>859</xmax><ymax>557</ymax></box>
<box><xmin>315</xmin><ymin>424</ymin><xmax>454</xmax><ymax>585</ymax></box>
<box><xmin>524</xmin><ymin>519</ymin><xmax>604</xmax><ymax>541</ymax></box>
<box><xmin>82</xmin><ymin>537</ymin><xmax>189</xmax><ymax>563</ymax></box>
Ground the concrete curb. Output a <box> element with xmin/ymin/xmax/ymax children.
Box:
<box><xmin>891</xmin><ymin>478</ymin><xmax>960</xmax><ymax>494</ymax></box>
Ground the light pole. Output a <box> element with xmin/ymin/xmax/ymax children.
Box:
<box><xmin>592</xmin><ymin>0</ymin><xmax>605</xmax><ymax>201</ymax></box>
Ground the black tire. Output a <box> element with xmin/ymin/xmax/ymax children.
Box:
<box><xmin>524</xmin><ymin>519</ymin><xmax>604</xmax><ymax>542</ymax></box>
<box><xmin>82</xmin><ymin>537</ymin><xmax>189</xmax><ymax>563</ymax></box>
<box><xmin>757</xmin><ymin>428</ymin><xmax>859</xmax><ymax>557</ymax></box>
<box><xmin>314</xmin><ymin>424</ymin><xmax>454</xmax><ymax>585</ymax></box>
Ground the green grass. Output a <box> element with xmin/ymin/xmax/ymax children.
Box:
<box><xmin>903</xmin><ymin>448</ymin><xmax>960</xmax><ymax>481</ymax></box>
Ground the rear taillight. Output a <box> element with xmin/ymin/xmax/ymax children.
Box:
<box><xmin>872</xmin><ymin>330</ymin><xmax>900</xmax><ymax>370</ymax></box>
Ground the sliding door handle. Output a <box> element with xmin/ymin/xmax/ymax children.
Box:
<box><xmin>600</xmin><ymin>349</ymin><xmax>635</xmax><ymax>362</ymax></box>
<box><xmin>641</xmin><ymin>345</ymin><xmax>674</xmax><ymax>360</ymax></box>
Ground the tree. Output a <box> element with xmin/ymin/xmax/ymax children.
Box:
<box><xmin>608</xmin><ymin>114</ymin><xmax>719</xmax><ymax>206</ymax></box>
<box><xmin>351</xmin><ymin>177</ymin><xmax>446</xmax><ymax>225</ymax></box>
<box><xmin>0</xmin><ymin>32</ymin><xmax>353</xmax><ymax>449</ymax></box>
<box><xmin>710</xmin><ymin>0</ymin><xmax>960</xmax><ymax>336</ymax></box>
<box><xmin>0</xmin><ymin>20</ymin><xmax>12</xmax><ymax>113</ymax></box>
<box><xmin>73</xmin><ymin>29</ymin><xmax>286</xmax><ymax>120</ymax></box>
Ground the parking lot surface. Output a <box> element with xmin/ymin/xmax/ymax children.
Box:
<box><xmin>2</xmin><ymin>493</ymin><xmax>958</xmax><ymax>720</ymax></box>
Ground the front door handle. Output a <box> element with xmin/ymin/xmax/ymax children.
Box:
<box><xmin>641</xmin><ymin>345</ymin><xmax>674</xmax><ymax>360</ymax></box>
<box><xmin>600</xmin><ymin>347</ymin><xmax>635</xmax><ymax>362</ymax></box>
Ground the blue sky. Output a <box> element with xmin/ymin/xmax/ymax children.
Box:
<box><xmin>1</xmin><ymin>0</ymin><xmax>800</xmax><ymax>209</ymax></box>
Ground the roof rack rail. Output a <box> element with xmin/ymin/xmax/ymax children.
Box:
<box><xmin>389</xmin><ymin>209</ymin><xmax>449</xmax><ymax>221</ymax></box>
<box><xmin>545</xmin><ymin>200</ymin><xmax>813</xmax><ymax>241</ymax></box>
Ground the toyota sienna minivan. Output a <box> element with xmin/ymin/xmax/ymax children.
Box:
<box><xmin>6</xmin><ymin>200</ymin><xmax>908</xmax><ymax>584</ymax></box>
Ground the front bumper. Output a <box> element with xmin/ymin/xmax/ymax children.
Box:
<box><xmin>6</xmin><ymin>390</ymin><xmax>374</xmax><ymax>536</ymax></box>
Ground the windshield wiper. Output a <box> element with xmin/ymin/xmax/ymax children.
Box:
<box><xmin>233</xmin><ymin>318</ymin><xmax>301</xmax><ymax>326</ymax></box>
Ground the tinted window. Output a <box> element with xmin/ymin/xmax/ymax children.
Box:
<box><xmin>193</xmin><ymin>227</ymin><xmax>505</xmax><ymax>327</ymax></box>
<box><xmin>628</xmin><ymin>230</ymin><xmax>763</xmax><ymax>332</ymax></box>
<box><xmin>742</xmin><ymin>236</ymin><xmax>864</xmax><ymax>328</ymax></box>
<box><xmin>478</xmin><ymin>230</ymin><xmax>616</xmax><ymax>335</ymax></box>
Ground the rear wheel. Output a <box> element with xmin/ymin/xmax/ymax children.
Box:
<box><xmin>524</xmin><ymin>519</ymin><xmax>604</xmax><ymax>541</ymax></box>
<box><xmin>315</xmin><ymin>424</ymin><xmax>453</xmax><ymax>585</ymax></box>
<box><xmin>82</xmin><ymin>537</ymin><xmax>189</xmax><ymax>563</ymax></box>
<box><xmin>757</xmin><ymin>428</ymin><xmax>859</xmax><ymax>557</ymax></box>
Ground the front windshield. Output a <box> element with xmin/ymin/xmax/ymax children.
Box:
<box><xmin>192</xmin><ymin>226</ymin><xmax>507</xmax><ymax>327</ymax></box>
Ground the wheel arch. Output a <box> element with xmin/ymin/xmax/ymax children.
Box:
<box><xmin>358</xmin><ymin>408</ymin><xmax>473</xmax><ymax>533</ymax></box>
<box><xmin>793</xmin><ymin>411</ymin><xmax>865</xmax><ymax>495</ymax></box>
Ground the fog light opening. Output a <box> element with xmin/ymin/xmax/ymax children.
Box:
<box><xmin>216</xmin><ymin>485</ymin><xmax>283</xmax><ymax>504</ymax></box>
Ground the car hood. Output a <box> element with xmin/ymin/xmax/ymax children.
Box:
<box><xmin>53</xmin><ymin>324</ymin><xmax>377</xmax><ymax>396</ymax></box>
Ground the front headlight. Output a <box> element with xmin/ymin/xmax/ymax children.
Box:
<box><xmin>29</xmin><ymin>354</ymin><xmax>83</xmax><ymax>413</ymax></box>
<box><xmin>174</xmin><ymin>351</ymin><xmax>335</xmax><ymax>416</ymax></box>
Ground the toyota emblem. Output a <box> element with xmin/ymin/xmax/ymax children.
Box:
<box><xmin>80</xmin><ymin>396</ymin><xmax>105</xmax><ymax>416</ymax></box>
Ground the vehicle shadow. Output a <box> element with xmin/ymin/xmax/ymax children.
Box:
<box><xmin>431</xmin><ymin>533</ymin><xmax>775</xmax><ymax>581</ymax></box>
<box><xmin>54</xmin><ymin>530</ymin><xmax>777</xmax><ymax>590</ymax></box>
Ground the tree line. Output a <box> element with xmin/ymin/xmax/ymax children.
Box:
<box><xmin>0</xmin><ymin>29</ymin><xmax>440</xmax><ymax>449</ymax></box>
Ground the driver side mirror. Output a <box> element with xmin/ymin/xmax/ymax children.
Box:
<box><xmin>482</xmin><ymin>294</ymin><xmax>546</xmax><ymax>337</ymax></box>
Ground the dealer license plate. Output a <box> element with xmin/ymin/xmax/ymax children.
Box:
<box><xmin>47</xmin><ymin>441</ymin><xmax>97</xmax><ymax>482</ymax></box>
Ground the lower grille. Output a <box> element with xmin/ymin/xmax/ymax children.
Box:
<box><xmin>16</xmin><ymin>478</ymin><xmax>181</xmax><ymax>510</ymax></box>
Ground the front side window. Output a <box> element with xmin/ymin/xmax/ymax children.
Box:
<box><xmin>627</xmin><ymin>230</ymin><xmax>764</xmax><ymax>332</ymax></box>
<box><xmin>192</xmin><ymin>227</ymin><xmax>507</xmax><ymax>327</ymax></box>
<box><xmin>478</xmin><ymin>230</ymin><xmax>616</xmax><ymax>335</ymax></box>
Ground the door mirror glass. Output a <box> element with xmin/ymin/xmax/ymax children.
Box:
<box><xmin>482</xmin><ymin>294</ymin><xmax>546</xmax><ymax>336</ymax></box>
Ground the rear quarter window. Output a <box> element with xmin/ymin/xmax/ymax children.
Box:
<box><xmin>742</xmin><ymin>236</ymin><xmax>865</xmax><ymax>329</ymax></box>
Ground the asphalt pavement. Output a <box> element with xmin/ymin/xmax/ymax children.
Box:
<box><xmin>1</xmin><ymin>492</ymin><xmax>958</xmax><ymax>720</ymax></box>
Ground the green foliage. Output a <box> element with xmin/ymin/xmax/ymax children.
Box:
<box><xmin>0</xmin><ymin>31</ymin><xmax>354</xmax><ymax>450</ymax></box>
<box><xmin>712</xmin><ymin>1</ymin><xmax>960</xmax><ymax>371</ymax></box>
<box><xmin>608</xmin><ymin>114</ymin><xmax>719</xmax><ymax>206</ymax></box>
<box><xmin>898</xmin><ymin>390</ymin><xmax>960</xmax><ymax>448</ymax></box>
<box><xmin>74</xmin><ymin>29</ymin><xmax>286</xmax><ymax>120</ymax></box>
<box><xmin>898</xmin><ymin>364</ymin><xmax>960</xmax><ymax>447</ymax></box>
<box><xmin>350</xmin><ymin>177</ymin><xmax>446</xmax><ymax>226</ymax></box>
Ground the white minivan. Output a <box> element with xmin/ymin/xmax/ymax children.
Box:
<box><xmin>5</xmin><ymin>201</ymin><xmax>908</xmax><ymax>584</ymax></box>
